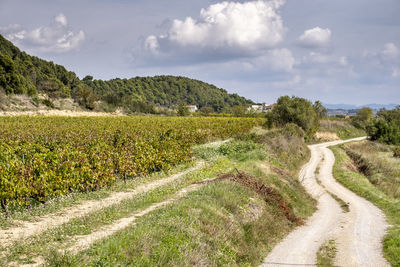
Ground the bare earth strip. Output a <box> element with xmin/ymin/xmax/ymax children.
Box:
<box><xmin>66</xmin><ymin>180</ymin><xmax>212</xmax><ymax>253</ymax></box>
<box><xmin>0</xmin><ymin>162</ymin><xmax>203</xmax><ymax>248</ymax></box>
<box><xmin>20</xmin><ymin>180</ymin><xmax>212</xmax><ymax>267</ymax></box>
<box><xmin>261</xmin><ymin>137</ymin><xmax>390</xmax><ymax>267</ymax></box>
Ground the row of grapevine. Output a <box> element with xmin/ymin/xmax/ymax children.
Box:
<box><xmin>0</xmin><ymin>116</ymin><xmax>264</xmax><ymax>215</ymax></box>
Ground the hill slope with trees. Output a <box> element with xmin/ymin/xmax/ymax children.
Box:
<box><xmin>0</xmin><ymin>34</ymin><xmax>253</xmax><ymax>112</ymax></box>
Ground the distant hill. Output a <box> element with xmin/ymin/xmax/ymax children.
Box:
<box><xmin>83</xmin><ymin>75</ymin><xmax>252</xmax><ymax>113</ymax></box>
<box><xmin>0</xmin><ymin>34</ymin><xmax>253</xmax><ymax>112</ymax></box>
<box><xmin>324</xmin><ymin>103</ymin><xmax>398</xmax><ymax>110</ymax></box>
<box><xmin>0</xmin><ymin>34</ymin><xmax>81</xmax><ymax>98</ymax></box>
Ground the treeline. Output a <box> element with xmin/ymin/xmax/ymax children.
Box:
<box><xmin>367</xmin><ymin>106</ymin><xmax>400</xmax><ymax>145</ymax></box>
<box><xmin>0</xmin><ymin>34</ymin><xmax>81</xmax><ymax>98</ymax></box>
<box><xmin>0</xmin><ymin>34</ymin><xmax>253</xmax><ymax>113</ymax></box>
<box><xmin>82</xmin><ymin>75</ymin><xmax>252</xmax><ymax>113</ymax></box>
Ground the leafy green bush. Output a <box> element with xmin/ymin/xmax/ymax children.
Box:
<box><xmin>352</xmin><ymin>107</ymin><xmax>373</xmax><ymax>129</ymax></box>
<box><xmin>367</xmin><ymin>119</ymin><xmax>400</xmax><ymax>145</ymax></box>
<box><xmin>41</xmin><ymin>99</ymin><xmax>55</xmax><ymax>109</ymax></box>
<box><xmin>367</xmin><ymin>106</ymin><xmax>400</xmax><ymax>145</ymax></box>
<box><xmin>265</xmin><ymin>96</ymin><xmax>320</xmax><ymax>140</ymax></box>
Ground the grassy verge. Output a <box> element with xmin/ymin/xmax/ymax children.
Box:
<box><xmin>20</xmin><ymin>126</ymin><xmax>316</xmax><ymax>267</ymax></box>
<box><xmin>318</xmin><ymin>119</ymin><xmax>366</xmax><ymax>140</ymax></box>
<box><xmin>331</xmin><ymin>143</ymin><xmax>400</xmax><ymax>266</ymax></box>
<box><xmin>317</xmin><ymin>240</ymin><xmax>337</xmax><ymax>267</ymax></box>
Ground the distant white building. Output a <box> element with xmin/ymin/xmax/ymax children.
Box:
<box><xmin>186</xmin><ymin>105</ymin><xmax>198</xmax><ymax>112</ymax></box>
<box><xmin>262</xmin><ymin>103</ymin><xmax>275</xmax><ymax>113</ymax></box>
<box><xmin>248</xmin><ymin>105</ymin><xmax>263</xmax><ymax>112</ymax></box>
<box><xmin>248</xmin><ymin>103</ymin><xmax>275</xmax><ymax>113</ymax></box>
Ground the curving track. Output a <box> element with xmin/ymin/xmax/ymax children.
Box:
<box><xmin>261</xmin><ymin>137</ymin><xmax>390</xmax><ymax>267</ymax></box>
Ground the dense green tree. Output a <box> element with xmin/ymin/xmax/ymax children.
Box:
<box><xmin>177</xmin><ymin>104</ymin><xmax>190</xmax><ymax>116</ymax></box>
<box><xmin>199</xmin><ymin>106</ymin><xmax>214</xmax><ymax>115</ymax></box>
<box><xmin>313</xmin><ymin>101</ymin><xmax>327</xmax><ymax>118</ymax></box>
<box><xmin>265</xmin><ymin>96</ymin><xmax>320</xmax><ymax>140</ymax></box>
<box><xmin>352</xmin><ymin>107</ymin><xmax>373</xmax><ymax>129</ymax></box>
<box><xmin>366</xmin><ymin>106</ymin><xmax>400</xmax><ymax>145</ymax></box>
<box><xmin>231</xmin><ymin>105</ymin><xmax>247</xmax><ymax>117</ymax></box>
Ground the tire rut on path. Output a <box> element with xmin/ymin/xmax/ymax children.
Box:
<box><xmin>261</xmin><ymin>137</ymin><xmax>389</xmax><ymax>267</ymax></box>
<box><xmin>66</xmin><ymin>179</ymin><xmax>212</xmax><ymax>253</ymax></box>
<box><xmin>0</xmin><ymin>162</ymin><xmax>203</xmax><ymax>249</ymax></box>
<box><xmin>20</xmin><ymin>178</ymin><xmax>214</xmax><ymax>267</ymax></box>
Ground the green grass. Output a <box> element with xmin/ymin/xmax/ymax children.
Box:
<box><xmin>317</xmin><ymin>240</ymin><xmax>337</xmax><ymax>267</ymax></box>
<box><xmin>47</xmin><ymin>177</ymin><xmax>314</xmax><ymax>267</ymax></box>
<box><xmin>319</xmin><ymin>119</ymin><xmax>366</xmax><ymax>140</ymax></box>
<box><xmin>331</xmin><ymin>144</ymin><xmax>400</xmax><ymax>266</ymax></box>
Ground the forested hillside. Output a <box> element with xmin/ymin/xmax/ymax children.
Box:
<box><xmin>0</xmin><ymin>34</ymin><xmax>253</xmax><ymax>112</ymax></box>
<box><xmin>0</xmin><ymin>34</ymin><xmax>81</xmax><ymax>98</ymax></box>
<box><xmin>83</xmin><ymin>75</ymin><xmax>252</xmax><ymax>113</ymax></box>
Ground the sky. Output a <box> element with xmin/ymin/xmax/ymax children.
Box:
<box><xmin>0</xmin><ymin>0</ymin><xmax>399</xmax><ymax>105</ymax></box>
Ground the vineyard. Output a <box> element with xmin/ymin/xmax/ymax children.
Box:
<box><xmin>0</xmin><ymin>116</ymin><xmax>263</xmax><ymax>215</ymax></box>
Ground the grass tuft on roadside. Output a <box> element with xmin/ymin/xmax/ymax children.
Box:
<box><xmin>317</xmin><ymin>239</ymin><xmax>337</xmax><ymax>267</ymax></box>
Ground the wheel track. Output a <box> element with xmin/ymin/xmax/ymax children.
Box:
<box><xmin>261</xmin><ymin>137</ymin><xmax>389</xmax><ymax>267</ymax></box>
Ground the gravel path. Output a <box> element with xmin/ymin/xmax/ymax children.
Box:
<box><xmin>261</xmin><ymin>137</ymin><xmax>389</xmax><ymax>267</ymax></box>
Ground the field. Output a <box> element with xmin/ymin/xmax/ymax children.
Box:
<box><xmin>331</xmin><ymin>141</ymin><xmax>400</xmax><ymax>266</ymax></box>
<box><xmin>0</xmin><ymin>116</ymin><xmax>263</xmax><ymax>215</ymax></box>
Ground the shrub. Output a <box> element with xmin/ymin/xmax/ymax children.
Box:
<box><xmin>41</xmin><ymin>99</ymin><xmax>55</xmax><ymax>109</ymax></box>
<box><xmin>265</xmin><ymin>96</ymin><xmax>320</xmax><ymax>140</ymax></box>
<box><xmin>394</xmin><ymin>147</ymin><xmax>400</xmax><ymax>158</ymax></box>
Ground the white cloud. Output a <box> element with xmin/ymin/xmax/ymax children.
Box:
<box><xmin>339</xmin><ymin>56</ymin><xmax>348</xmax><ymax>66</ymax></box>
<box><xmin>382</xmin><ymin>42</ymin><xmax>399</xmax><ymax>60</ymax></box>
<box><xmin>54</xmin><ymin>14</ymin><xmax>68</xmax><ymax>27</ymax></box>
<box><xmin>146</xmin><ymin>0</ymin><xmax>286</xmax><ymax>55</ymax></box>
<box><xmin>392</xmin><ymin>67</ymin><xmax>400</xmax><ymax>77</ymax></box>
<box><xmin>144</xmin><ymin>35</ymin><xmax>159</xmax><ymax>53</ymax></box>
<box><xmin>253</xmin><ymin>48</ymin><xmax>295</xmax><ymax>71</ymax></box>
<box><xmin>0</xmin><ymin>13</ymin><xmax>85</xmax><ymax>53</ymax></box>
<box><xmin>298</xmin><ymin>27</ymin><xmax>331</xmax><ymax>48</ymax></box>
<box><xmin>302</xmin><ymin>52</ymin><xmax>348</xmax><ymax>67</ymax></box>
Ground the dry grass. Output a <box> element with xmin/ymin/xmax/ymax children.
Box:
<box><xmin>319</xmin><ymin>119</ymin><xmax>366</xmax><ymax>140</ymax></box>
<box><xmin>344</xmin><ymin>141</ymin><xmax>400</xmax><ymax>198</ymax></box>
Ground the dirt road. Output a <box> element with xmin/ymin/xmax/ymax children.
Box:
<box><xmin>261</xmin><ymin>137</ymin><xmax>390</xmax><ymax>267</ymax></box>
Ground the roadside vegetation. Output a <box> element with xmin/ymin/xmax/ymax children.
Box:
<box><xmin>317</xmin><ymin>240</ymin><xmax>337</xmax><ymax>267</ymax></box>
<box><xmin>367</xmin><ymin>106</ymin><xmax>400</xmax><ymax>145</ymax></box>
<box><xmin>318</xmin><ymin>118</ymin><xmax>366</xmax><ymax>140</ymax></box>
<box><xmin>331</xmin><ymin>141</ymin><xmax>400</xmax><ymax>266</ymax></box>
<box><xmin>265</xmin><ymin>96</ymin><xmax>326</xmax><ymax>140</ymax></box>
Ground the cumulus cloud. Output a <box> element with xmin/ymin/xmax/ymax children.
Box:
<box><xmin>144</xmin><ymin>0</ymin><xmax>286</xmax><ymax>56</ymax></box>
<box><xmin>298</xmin><ymin>27</ymin><xmax>332</xmax><ymax>48</ymax></box>
<box><xmin>0</xmin><ymin>13</ymin><xmax>85</xmax><ymax>53</ymax></box>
